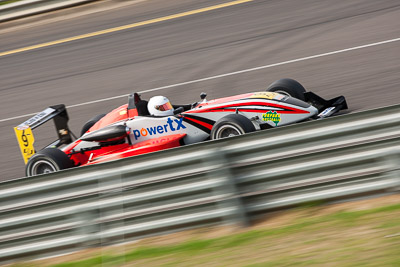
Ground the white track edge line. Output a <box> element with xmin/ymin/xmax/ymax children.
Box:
<box><xmin>1</xmin><ymin>37</ymin><xmax>399</xmax><ymax>123</ymax></box>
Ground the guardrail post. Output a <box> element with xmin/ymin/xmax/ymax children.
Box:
<box><xmin>204</xmin><ymin>150</ymin><xmax>249</xmax><ymax>227</ymax></box>
<box><xmin>96</xmin><ymin>170</ymin><xmax>128</xmax><ymax>265</ymax></box>
<box><xmin>97</xmin><ymin>170</ymin><xmax>127</xmax><ymax>245</ymax></box>
<box><xmin>383</xmin><ymin>149</ymin><xmax>400</xmax><ymax>193</ymax></box>
<box><xmin>73</xmin><ymin>209</ymin><xmax>99</xmax><ymax>247</ymax></box>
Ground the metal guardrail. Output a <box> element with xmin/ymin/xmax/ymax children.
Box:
<box><xmin>1</xmin><ymin>104</ymin><xmax>400</xmax><ymax>264</ymax></box>
<box><xmin>0</xmin><ymin>0</ymin><xmax>97</xmax><ymax>22</ymax></box>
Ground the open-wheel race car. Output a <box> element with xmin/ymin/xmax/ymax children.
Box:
<box><xmin>14</xmin><ymin>78</ymin><xmax>347</xmax><ymax>176</ymax></box>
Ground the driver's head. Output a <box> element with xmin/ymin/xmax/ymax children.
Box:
<box><xmin>148</xmin><ymin>96</ymin><xmax>174</xmax><ymax>116</ymax></box>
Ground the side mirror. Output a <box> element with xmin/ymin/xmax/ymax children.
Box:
<box><xmin>173</xmin><ymin>107</ymin><xmax>184</xmax><ymax>115</ymax></box>
<box><xmin>81</xmin><ymin>125</ymin><xmax>129</xmax><ymax>142</ymax></box>
<box><xmin>200</xmin><ymin>92</ymin><xmax>207</xmax><ymax>103</ymax></box>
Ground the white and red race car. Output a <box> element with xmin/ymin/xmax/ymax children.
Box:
<box><xmin>14</xmin><ymin>78</ymin><xmax>347</xmax><ymax>176</ymax></box>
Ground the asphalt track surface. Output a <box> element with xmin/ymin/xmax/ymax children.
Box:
<box><xmin>0</xmin><ymin>0</ymin><xmax>399</xmax><ymax>180</ymax></box>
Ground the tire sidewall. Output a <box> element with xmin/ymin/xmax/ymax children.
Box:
<box><xmin>25</xmin><ymin>148</ymin><xmax>73</xmax><ymax>177</ymax></box>
<box><xmin>211</xmin><ymin>114</ymin><xmax>255</xmax><ymax>140</ymax></box>
<box><xmin>26</xmin><ymin>154</ymin><xmax>60</xmax><ymax>177</ymax></box>
<box><xmin>212</xmin><ymin>121</ymin><xmax>245</xmax><ymax>139</ymax></box>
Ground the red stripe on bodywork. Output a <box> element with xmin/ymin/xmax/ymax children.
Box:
<box><xmin>184</xmin><ymin>116</ymin><xmax>213</xmax><ymax>130</ymax></box>
<box><xmin>186</xmin><ymin>101</ymin><xmax>309</xmax><ymax>114</ymax></box>
<box><xmin>207</xmin><ymin>109</ymin><xmax>308</xmax><ymax>114</ymax></box>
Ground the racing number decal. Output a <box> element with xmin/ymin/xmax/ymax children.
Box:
<box><xmin>14</xmin><ymin>126</ymin><xmax>35</xmax><ymax>164</ymax></box>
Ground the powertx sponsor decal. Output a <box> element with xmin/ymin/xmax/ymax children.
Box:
<box><xmin>132</xmin><ymin>117</ymin><xmax>186</xmax><ymax>140</ymax></box>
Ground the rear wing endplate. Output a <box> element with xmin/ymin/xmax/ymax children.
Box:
<box><xmin>14</xmin><ymin>104</ymin><xmax>73</xmax><ymax>164</ymax></box>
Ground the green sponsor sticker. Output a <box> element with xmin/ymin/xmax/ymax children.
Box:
<box><xmin>262</xmin><ymin>110</ymin><xmax>281</xmax><ymax>126</ymax></box>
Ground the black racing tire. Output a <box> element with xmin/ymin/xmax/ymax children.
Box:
<box><xmin>25</xmin><ymin>148</ymin><xmax>74</xmax><ymax>177</ymax></box>
<box><xmin>80</xmin><ymin>113</ymin><xmax>106</xmax><ymax>136</ymax></box>
<box><xmin>266</xmin><ymin>78</ymin><xmax>306</xmax><ymax>101</ymax></box>
<box><xmin>211</xmin><ymin>114</ymin><xmax>256</xmax><ymax>140</ymax></box>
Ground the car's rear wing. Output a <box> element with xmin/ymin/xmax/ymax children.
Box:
<box><xmin>14</xmin><ymin>104</ymin><xmax>74</xmax><ymax>164</ymax></box>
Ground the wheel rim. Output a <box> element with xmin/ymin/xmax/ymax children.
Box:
<box><xmin>215</xmin><ymin>125</ymin><xmax>242</xmax><ymax>138</ymax></box>
<box><xmin>273</xmin><ymin>90</ymin><xmax>292</xmax><ymax>97</ymax></box>
<box><xmin>31</xmin><ymin>160</ymin><xmax>57</xmax><ymax>175</ymax></box>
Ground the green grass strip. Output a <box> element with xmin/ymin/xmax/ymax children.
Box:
<box><xmin>0</xmin><ymin>0</ymin><xmax>23</xmax><ymax>6</ymax></box>
<box><xmin>13</xmin><ymin>201</ymin><xmax>400</xmax><ymax>267</ymax></box>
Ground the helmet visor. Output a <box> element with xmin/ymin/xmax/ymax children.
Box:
<box><xmin>155</xmin><ymin>101</ymin><xmax>173</xmax><ymax>111</ymax></box>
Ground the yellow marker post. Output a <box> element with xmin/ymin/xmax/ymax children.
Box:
<box><xmin>14</xmin><ymin>126</ymin><xmax>35</xmax><ymax>164</ymax></box>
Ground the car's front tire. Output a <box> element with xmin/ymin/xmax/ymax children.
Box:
<box><xmin>267</xmin><ymin>78</ymin><xmax>306</xmax><ymax>100</ymax></box>
<box><xmin>210</xmin><ymin>114</ymin><xmax>255</xmax><ymax>140</ymax></box>
<box><xmin>25</xmin><ymin>148</ymin><xmax>74</xmax><ymax>177</ymax></box>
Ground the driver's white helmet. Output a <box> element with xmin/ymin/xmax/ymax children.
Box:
<box><xmin>148</xmin><ymin>96</ymin><xmax>174</xmax><ymax>116</ymax></box>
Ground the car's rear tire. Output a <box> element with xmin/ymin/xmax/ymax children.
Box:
<box><xmin>211</xmin><ymin>114</ymin><xmax>255</xmax><ymax>140</ymax></box>
<box><xmin>80</xmin><ymin>113</ymin><xmax>106</xmax><ymax>136</ymax></box>
<box><xmin>26</xmin><ymin>148</ymin><xmax>74</xmax><ymax>177</ymax></box>
<box><xmin>267</xmin><ymin>78</ymin><xmax>306</xmax><ymax>101</ymax></box>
